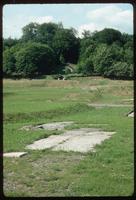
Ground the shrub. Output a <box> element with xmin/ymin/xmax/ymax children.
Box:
<box><xmin>104</xmin><ymin>62</ymin><xmax>133</xmax><ymax>79</ymax></box>
<box><xmin>77</xmin><ymin>57</ymin><xmax>94</xmax><ymax>75</ymax></box>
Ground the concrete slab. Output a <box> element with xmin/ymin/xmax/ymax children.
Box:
<box><xmin>3</xmin><ymin>152</ymin><xmax>27</xmax><ymax>158</ymax></box>
<box><xmin>26</xmin><ymin>128</ymin><xmax>115</xmax><ymax>153</ymax></box>
<box><xmin>37</xmin><ymin>121</ymin><xmax>74</xmax><ymax>130</ymax></box>
<box><xmin>20</xmin><ymin>121</ymin><xmax>74</xmax><ymax>131</ymax></box>
<box><xmin>26</xmin><ymin>135</ymin><xmax>71</xmax><ymax>150</ymax></box>
<box><xmin>52</xmin><ymin>132</ymin><xmax>115</xmax><ymax>153</ymax></box>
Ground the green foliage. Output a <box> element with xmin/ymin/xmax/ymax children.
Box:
<box><xmin>121</xmin><ymin>33</ymin><xmax>133</xmax><ymax>46</ymax></box>
<box><xmin>3</xmin><ymin>22</ymin><xmax>133</xmax><ymax>80</ymax></box>
<box><xmin>3</xmin><ymin>48</ymin><xmax>16</xmax><ymax>77</ymax></box>
<box><xmin>93</xmin><ymin>43</ymin><xmax>109</xmax><ymax>75</ymax></box>
<box><xmin>36</xmin><ymin>22</ymin><xmax>60</xmax><ymax>46</ymax></box>
<box><xmin>93</xmin><ymin>43</ymin><xmax>124</xmax><ymax>75</ymax></box>
<box><xmin>77</xmin><ymin>58</ymin><xmax>94</xmax><ymax>75</ymax></box>
<box><xmin>20</xmin><ymin>22</ymin><xmax>80</xmax><ymax>66</ymax></box>
<box><xmin>79</xmin><ymin>38</ymin><xmax>96</xmax><ymax>61</ymax></box>
<box><xmin>21</xmin><ymin>22</ymin><xmax>62</xmax><ymax>45</ymax></box>
<box><xmin>92</xmin><ymin>28</ymin><xmax>122</xmax><ymax>45</ymax></box>
<box><xmin>81</xmin><ymin>30</ymin><xmax>92</xmax><ymax>38</ymax></box>
<box><xmin>78</xmin><ymin>29</ymin><xmax>133</xmax><ymax>79</ymax></box>
<box><xmin>124</xmin><ymin>48</ymin><xmax>133</xmax><ymax>65</ymax></box>
<box><xmin>65</xmin><ymin>73</ymin><xmax>84</xmax><ymax>79</ymax></box>
<box><xmin>22</xmin><ymin>22</ymin><xmax>39</xmax><ymax>42</ymax></box>
<box><xmin>52</xmin><ymin>28</ymin><xmax>79</xmax><ymax>64</ymax></box>
<box><xmin>104</xmin><ymin>62</ymin><xmax>133</xmax><ymax>79</ymax></box>
<box><xmin>15</xmin><ymin>42</ymin><xmax>56</xmax><ymax>78</ymax></box>
<box><xmin>3</xmin><ymin>37</ymin><xmax>19</xmax><ymax>50</ymax></box>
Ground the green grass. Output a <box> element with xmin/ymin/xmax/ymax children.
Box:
<box><xmin>3</xmin><ymin>77</ymin><xmax>134</xmax><ymax>197</ymax></box>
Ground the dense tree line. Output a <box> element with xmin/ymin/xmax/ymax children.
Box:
<box><xmin>3</xmin><ymin>22</ymin><xmax>133</xmax><ymax>79</ymax></box>
<box><xmin>77</xmin><ymin>28</ymin><xmax>133</xmax><ymax>79</ymax></box>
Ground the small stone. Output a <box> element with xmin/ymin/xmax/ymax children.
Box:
<box><xmin>128</xmin><ymin>112</ymin><xmax>134</xmax><ymax>117</ymax></box>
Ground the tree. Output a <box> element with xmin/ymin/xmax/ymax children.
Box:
<box><xmin>93</xmin><ymin>43</ymin><xmax>124</xmax><ymax>75</ymax></box>
<box><xmin>3</xmin><ymin>42</ymin><xmax>28</xmax><ymax>77</ymax></box>
<box><xmin>3</xmin><ymin>48</ymin><xmax>16</xmax><ymax>77</ymax></box>
<box><xmin>93</xmin><ymin>28</ymin><xmax>122</xmax><ymax>45</ymax></box>
<box><xmin>124</xmin><ymin>48</ymin><xmax>133</xmax><ymax>65</ymax></box>
<box><xmin>15</xmin><ymin>42</ymin><xmax>56</xmax><ymax>78</ymax></box>
<box><xmin>21</xmin><ymin>23</ymin><xmax>39</xmax><ymax>42</ymax></box>
<box><xmin>35</xmin><ymin>22</ymin><xmax>60</xmax><ymax>46</ymax></box>
<box><xmin>3</xmin><ymin>37</ymin><xmax>19</xmax><ymax>50</ymax></box>
<box><xmin>3</xmin><ymin>22</ymin><xmax>133</xmax><ymax>80</ymax></box>
<box><xmin>82</xmin><ymin>30</ymin><xmax>92</xmax><ymax>38</ymax></box>
<box><xmin>79</xmin><ymin>40</ymin><xmax>96</xmax><ymax>63</ymax></box>
<box><xmin>21</xmin><ymin>22</ymin><xmax>80</xmax><ymax>65</ymax></box>
<box><xmin>93</xmin><ymin>43</ymin><xmax>110</xmax><ymax>75</ymax></box>
<box><xmin>52</xmin><ymin>28</ymin><xmax>79</xmax><ymax>64</ymax></box>
<box><xmin>121</xmin><ymin>33</ymin><xmax>133</xmax><ymax>46</ymax></box>
<box><xmin>77</xmin><ymin>57</ymin><xmax>94</xmax><ymax>75</ymax></box>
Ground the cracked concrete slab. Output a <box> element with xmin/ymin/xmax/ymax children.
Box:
<box><xmin>52</xmin><ymin>134</ymin><xmax>112</xmax><ymax>153</ymax></box>
<box><xmin>53</xmin><ymin>130</ymin><xmax>115</xmax><ymax>152</ymax></box>
<box><xmin>3</xmin><ymin>152</ymin><xmax>27</xmax><ymax>158</ymax></box>
<box><xmin>26</xmin><ymin>128</ymin><xmax>115</xmax><ymax>153</ymax></box>
<box><xmin>26</xmin><ymin>135</ymin><xmax>71</xmax><ymax>150</ymax></box>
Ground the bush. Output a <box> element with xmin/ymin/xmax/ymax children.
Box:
<box><xmin>77</xmin><ymin>57</ymin><xmax>94</xmax><ymax>75</ymax></box>
<box><xmin>104</xmin><ymin>62</ymin><xmax>133</xmax><ymax>79</ymax></box>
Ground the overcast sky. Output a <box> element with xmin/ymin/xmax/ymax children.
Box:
<box><xmin>3</xmin><ymin>3</ymin><xmax>133</xmax><ymax>39</ymax></box>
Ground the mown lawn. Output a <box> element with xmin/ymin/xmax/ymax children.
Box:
<box><xmin>3</xmin><ymin>77</ymin><xmax>134</xmax><ymax>197</ymax></box>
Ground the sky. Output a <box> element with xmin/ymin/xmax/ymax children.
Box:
<box><xmin>3</xmin><ymin>3</ymin><xmax>133</xmax><ymax>39</ymax></box>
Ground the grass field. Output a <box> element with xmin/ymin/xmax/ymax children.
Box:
<box><xmin>3</xmin><ymin>77</ymin><xmax>134</xmax><ymax>197</ymax></box>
